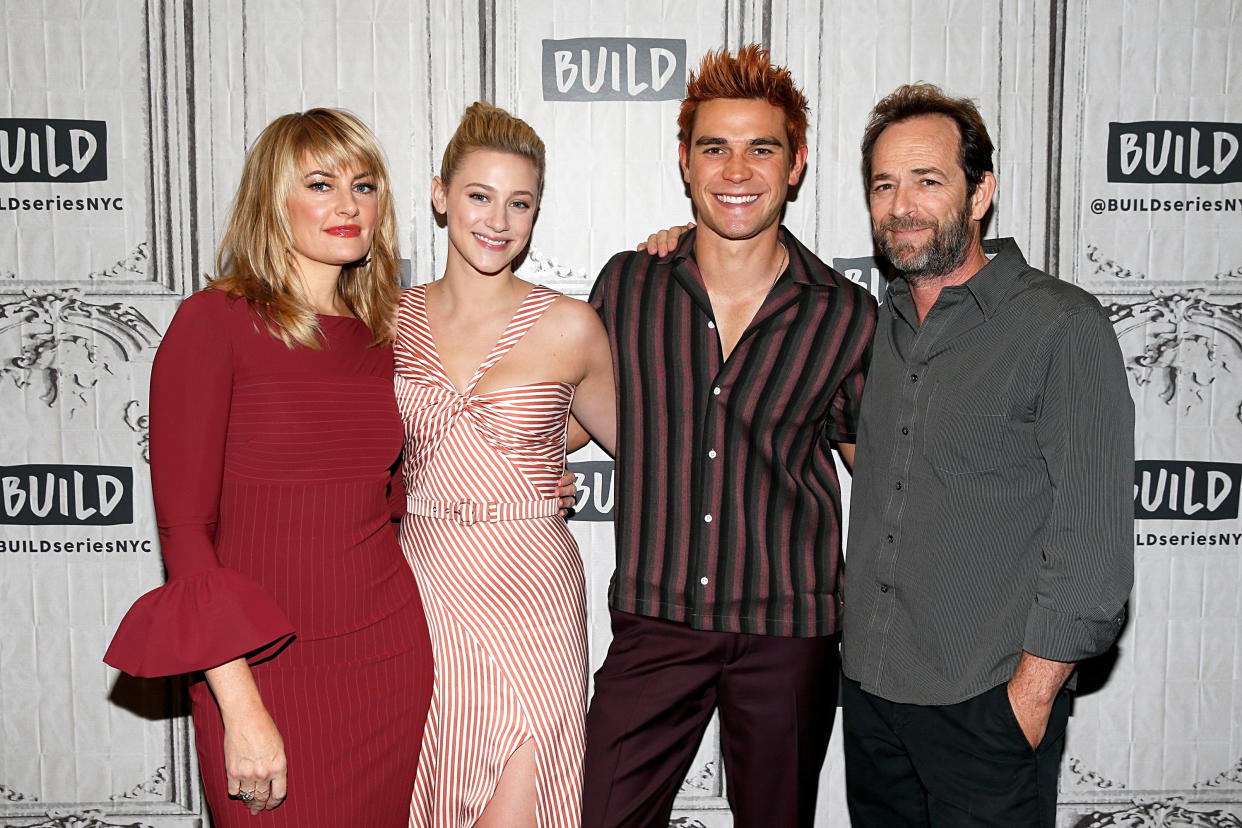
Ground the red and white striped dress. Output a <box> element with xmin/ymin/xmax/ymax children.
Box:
<box><xmin>394</xmin><ymin>284</ymin><xmax>587</xmax><ymax>828</ymax></box>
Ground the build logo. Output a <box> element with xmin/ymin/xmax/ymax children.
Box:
<box><xmin>570</xmin><ymin>461</ymin><xmax>614</xmax><ymax>521</ymax></box>
<box><xmin>1134</xmin><ymin>461</ymin><xmax>1240</xmax><ymax>521</ymax></box>
<box><xmin>542</xmin><ymin>38</ymin><xmax>685</xmax><ymax>102</ymax></box>
<box><xmin>0</xmin><ymin>119</ymin><xmax>107</xmax><ymax>183</ymax></box>
<box><xmin>1</xmin><ymin>465</ymin><xmax>133</xmax><ymax>526</ymax></box>
<box><xmin>833</xmin><ymin>256</ymin><xmax>890</xmax><ymax>303</ymax></box>
<box><xmin>1107</xmin><ymin>121</ymin><xmax>1241</xmax><ymax>184</ymax></box>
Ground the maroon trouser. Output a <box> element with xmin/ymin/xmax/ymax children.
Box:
<box><xmin>583</xmin><ymin>610</ymin><xmax>838</xmax><ymax>828</ymax></box>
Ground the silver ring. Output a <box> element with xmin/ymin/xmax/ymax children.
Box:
<box><xmin>239</xmin><ymin>790</ymin><xmax>255</xmax><ymax>802</ymax></box>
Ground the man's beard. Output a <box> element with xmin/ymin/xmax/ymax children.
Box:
<box><xmin>873</xmin><ymin>198</ymin><xmax>972</xmax><ymax>285</ymax></box>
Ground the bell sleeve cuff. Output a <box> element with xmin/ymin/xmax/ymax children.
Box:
<box><xmin>104</xmin><ymin>567</ymin><xmax>295</xmax><ymax>678</ymax></box>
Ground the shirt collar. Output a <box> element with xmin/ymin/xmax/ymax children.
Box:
<box><xmin>666</xmin><ymin>225</ymin><xmax>841</xmax><ymax>289</ymax></box>
<box><xmin>887</xmin><ymin>237</ymin><xmax>1029</xmax><ymax>321</ymax></box>
<box><xmin>960</xmin><ymin>238</ymin><xmax>1029</xmax><ymax>317</ymax></box>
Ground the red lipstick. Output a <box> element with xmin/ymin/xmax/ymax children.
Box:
<box><xmin>325</xmin><ymin>225</ymin><xmax>362</xmax><ymax>237</ymax></box>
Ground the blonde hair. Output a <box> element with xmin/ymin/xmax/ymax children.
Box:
<box><xmin>439</xmin><ymin>102</ymin><xmax>546</xmax><ymax>201</ymax></box>
<box><xmin>212</xmin><ymin>108</ymin><xmax>400</xmax><ymax>348</ymax></box>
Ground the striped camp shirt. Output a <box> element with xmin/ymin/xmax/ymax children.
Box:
<box><xmin>841</xmin><ymin>238</ymin><xmax>1134</xmax><ymax>705</ymax></box>
<box><xmin>589</xmin><ymin>226</ymin><xmax>877</xmax><ymax>638</ymax></box>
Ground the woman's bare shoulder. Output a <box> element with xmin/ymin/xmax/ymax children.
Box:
<box><xmin>543</xmin><ymin>293</ymin><xmax>604</xmax><ymax>338</ymax></box>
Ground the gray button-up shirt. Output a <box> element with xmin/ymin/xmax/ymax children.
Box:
<box><xmin>841</xmin><ymin>238</ymin><xmax>1134</xmax><ymax>705</ymax></box>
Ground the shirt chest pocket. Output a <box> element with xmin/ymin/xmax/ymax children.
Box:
<box><xmin>923</xmin><ymin>387</ymin><xmax>1016</xmax><ymax>476</ymax></box>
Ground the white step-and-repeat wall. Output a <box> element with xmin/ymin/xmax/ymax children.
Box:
<box><xmin>2</xmin><ymin>1</ymin><xmax>1239</xmax><ymax>826</ymax></box>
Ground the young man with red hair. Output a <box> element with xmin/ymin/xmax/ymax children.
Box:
<box><xmin>583</xmin><ymin>45</ymin><xmax>876</xmax><ymax>827</ymax></box>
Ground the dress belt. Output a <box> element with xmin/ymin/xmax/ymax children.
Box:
<box><xmin>407</xmin><ymin>496</ymin><xmax>562</xmax><ymax>526</ymax></box>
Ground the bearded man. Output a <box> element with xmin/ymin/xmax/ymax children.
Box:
<box><xmin>840</xmin><ymin>83</ymin><xmax>1134</xmax><ymax>827</ymax></box>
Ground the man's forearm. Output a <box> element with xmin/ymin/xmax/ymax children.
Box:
<box><xmin>1009</xmin><ymin>651</ymin><xmax>1074</xmax><ymax>703</ymax></box>
<box><xmin>1007</xmin><ymin>650</ymin><xmax>1075</xmax><ymax>748</ymax></box>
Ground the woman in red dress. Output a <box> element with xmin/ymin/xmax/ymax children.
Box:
<box><xmin>105</xmin><ymin>109</ymin><xmax>433</xmax><ymax>826</ymax></box>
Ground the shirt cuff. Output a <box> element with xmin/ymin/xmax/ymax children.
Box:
<box><xmin>1023</xmin><ymin>601</ymin><xmax>1125</xmax><ymax>663</ymax></box>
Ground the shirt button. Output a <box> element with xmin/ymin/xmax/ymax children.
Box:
<box><xmin>880</xmin><ymin>584</ymin><xmax>890</xmax><ymax>593</ymax></box>
<box><xmin>704</xmin><ymin>514</ymin><xmax>713</xmax><ymax>523</ymax></box>
<box><xmin>910</xmin><ymin>373</ymin><xmax>918</xmax><ymax>382</ymax></box>
<box><xmin>713</xmin><ymin>386</ymin><xmax>722</xmax><ymax>396</ymax></box>
<box><xmin>886</xmin><ymin>534</ymin><xmax>894</xmax><ymax>543</ymax></box>
<box><xmin>901</xmin><ymin>426</ymin><xmax>910</xmax><ymax>435</ymax></box>
<box><xmin>700</xmin><ymin>576</ymin><xmax>709</xmax><ymax>585</ymax></box>
<box><xmin>895</xmin><ymin>481</ymin><xmax>902</xmax><ymax>490</ymax></box>
<box><xmin>707</xmin><ymin>321</ymin><xmax>716</xmax><ymax>329</ymax></box>
<box><xmin>708</xmin><ymin>449</ymin><xmax>717</xmax><ymax>459</ymax></box>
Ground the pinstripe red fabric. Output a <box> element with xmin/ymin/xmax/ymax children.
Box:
<box><xmin>106</xmin><ymin>289</ymin><xmax>434</xmax><ymax>827</ymax></box>
<box><xmin>394</xmin><ymin>285</ymin><xmax>586</xmax><ymax>828</ymax></box>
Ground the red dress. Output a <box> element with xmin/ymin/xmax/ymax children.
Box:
<box><xmin>105</xmin><ymin>289</ymin><xmax>433</xmax><ymax>827</ymax></box>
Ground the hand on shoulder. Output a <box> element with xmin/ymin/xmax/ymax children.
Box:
<box><xmin>637</xmin><ymin>221</ymin><xmax>695</xmax><ymax>257</ymax></box>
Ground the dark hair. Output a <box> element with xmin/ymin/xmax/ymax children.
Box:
<box><xmin>678</xmin><ymin>44</ymin><xmax>809</xmax><ymax>151</ymax></box>
<box><xmin>860</xmin><ymin>83</ymin><xmax>993</xmax><ymax>195</ymax></box>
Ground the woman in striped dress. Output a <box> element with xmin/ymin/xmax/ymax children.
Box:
<box><xmin>394</xmin><ymin>102</ymin><xmax>616</xmax><ymax>828</ymax></box>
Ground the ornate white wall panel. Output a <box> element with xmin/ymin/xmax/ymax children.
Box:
<box><xmin>1051</xmin><ymin>3</ymin><xmax>1242</xmax><ymax>826</ymax></box>
<box><xmin>1</xmin><ymin>2</ymin><xmax>207</xmax><ymax>823</ymax></box>
<box><xmin>0</xmin><ymin>1</ymin><xmax>205</xmax><ymax>297</ymax></box>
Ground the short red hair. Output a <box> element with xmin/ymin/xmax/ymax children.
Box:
<box><xmin>677</xmin><ymin>44</ymin><xmax>809</xmax><ymax>151</ymax></box>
